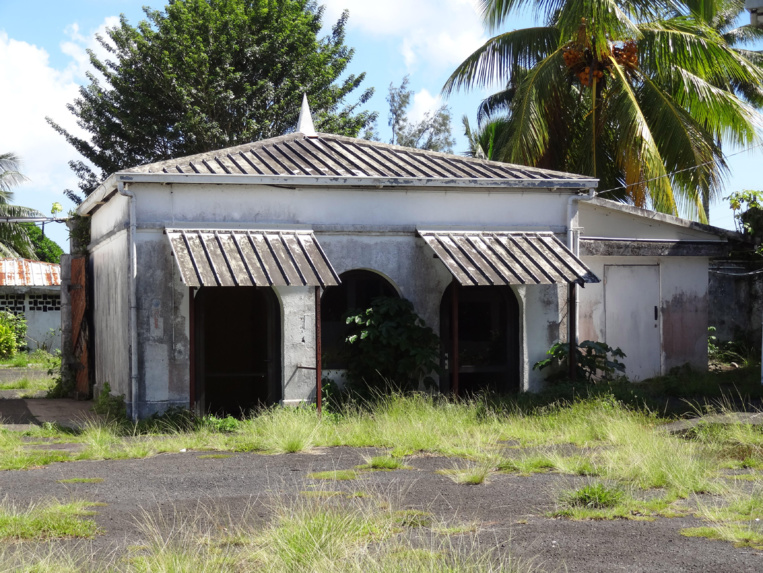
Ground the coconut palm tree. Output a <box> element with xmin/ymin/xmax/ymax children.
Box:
<box><xmin>444</xmin><ymin>0</ymin><xmax>763</xmax><ymax>221</ymax></box>
<box><xmin>0</xmin><ymin>153</ymin><xmax>42</xmax><ymax>258</ymax></box>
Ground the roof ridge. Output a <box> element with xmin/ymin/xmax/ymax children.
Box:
<box><xmin>121</xmin><ymin>132</ymin><xmax>595</xmax><ymax>183</ymax></box>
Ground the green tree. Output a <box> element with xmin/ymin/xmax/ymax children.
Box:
<box><xmin>20</xmin><ymin>224</ymin><xmax>64</xmax><ymax>264</ymax></box>
<box><xmin>0</xmin><ymin>154</ymin><xmax>40</xmax><ymax>258</ymax></box>
<box><xmin>387</xmin><ymin>76</ymin><xmax>455</xmax><ymax>152</ymax></box>
<box><xmin>445</xmin><ymin>0</ymin><xmax>763</xmax><ymax>221</ymax></box>
<box><xmin>48</xmin><ymin>0</ymin><xmax>376</xmax><ymax>203</ymax></box>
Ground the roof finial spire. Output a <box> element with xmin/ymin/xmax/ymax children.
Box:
<box><xmin>296</xmin><ymin>93</ymin><xmax>316</xmax><ymax>136</ymax></box>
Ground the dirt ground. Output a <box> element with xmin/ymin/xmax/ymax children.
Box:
<box><xmin>0</xmin><ymin>446</ymin><xmax>761</xmax><ymax>572</ymax></box>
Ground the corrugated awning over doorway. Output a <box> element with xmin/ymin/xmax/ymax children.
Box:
<box><xmin>166</xmin><ymin>228</ymin><xmax>340</xmax><ymax>288</ymax></box>
<box><xmin>419</xmin><ymin>230</ymin><xmax>599</xmax><ymax>286</ymax></box>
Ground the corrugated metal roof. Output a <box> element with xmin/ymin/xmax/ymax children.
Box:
<box><xmin>419</xmin><ymin>231</ymin><xmax>599</xmax><ymax>286</ymax></box>
<box><xmin>166</xmin><ymin>229</ymin><xmax>340</xmax><ymax>288</ymax></box>
<box><xmin>127</xmin><ymin>133</ymin><xmax>590</xmax><ymax>183</ymax></box>
<box><xmin>0</xmin><ymin>259</ymin><xmax>61</xmax><ymax>287</ymax></box>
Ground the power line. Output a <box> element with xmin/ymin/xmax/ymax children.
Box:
<box><xmin>595</xmin><ymin>143</ymin><xmax>763</xmax><ymax>197</ymax></box>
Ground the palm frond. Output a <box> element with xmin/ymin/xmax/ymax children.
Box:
<box><xmin>443</xmin><ymin>27</ymin><xmax>559</xmax><ymax>95</ymax></box>
<box><xmin>639</xmin><ymin>18</ymin><xmax>763</xmax><ymax>86</ymax></box>
<box><xmin>606</xmin><ymin>58</ymin><xmax>678</xmax><ymax>216</ymax></box>
<box><xmin>502</xmin><ymin>49</ymin><xmax>567</xmax><ymax>166</ymax></box>
<box><xmin>669</xmin><ymin>67</ymin><xmax>762</xmax><ymax>146</ymax></box>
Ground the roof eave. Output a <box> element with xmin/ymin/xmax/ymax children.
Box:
<box><xmin>77</xmin><ymin>174</ymin><xmax>119</xmax><ymax>217</ymax></box>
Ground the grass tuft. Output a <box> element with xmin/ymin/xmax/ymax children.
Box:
<box><xmin>358</xmin><ymin>455</ymin><xmax>408</xmax><ymax>471</ymax></box>
<box><xmin>57</xmin><ymin>478</ymin><xmax>104</xmax><ymax>484</ymax></box>
<box><xmin>0</xmin><ymin>500</ymin><xmax>101</xmax><ymax>540</ymax></box>
<box><xmin>307</xmin><ymin>470</ymin><xmax>358</xmax><ymax>481</ymax></box>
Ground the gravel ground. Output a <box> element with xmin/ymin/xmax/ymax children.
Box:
<box><xmin>0</xmin><ymin>447</ymin><xmax>761</xmax><ymax>572</ymax></box>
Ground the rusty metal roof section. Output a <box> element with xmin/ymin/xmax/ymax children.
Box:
<box><xmin>0</xmin><ymin>259</ymin><xmax>61</xmax><ymax>287</ymax></box>
<box><xmin>166</xmin><ymin>229</ymin><xmax>340</xmax><ymax>288</ymax></box>
<box><xmin>418</xmin><ymin>231</ymin><xmax>600</xmax><ymax>286</ymax></box>
<box><xmin>127</xmin><ymin>132</ymin><xmax>591</xmax><ymax>184</ymax></box>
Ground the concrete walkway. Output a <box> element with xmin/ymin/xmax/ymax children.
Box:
<box><xmin>0</xmin><ymin>398</ymin><xmax>95</xmax><ymax>430</ymax></box>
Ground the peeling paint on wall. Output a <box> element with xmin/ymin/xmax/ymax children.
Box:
<box><xmin>662</xmin><ymin>292</ymin><xmax>708</xmax><ymax>370</ymax></box>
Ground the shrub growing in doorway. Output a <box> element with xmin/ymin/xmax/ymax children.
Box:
<box><xmin>344</xmin><ymin>297</ymin><xmax>440</xmax><ymax>393</ymax></box>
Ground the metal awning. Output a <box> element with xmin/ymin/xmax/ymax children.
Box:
<box><xmin>419</xmin><ymin>231</ymin><xmax>599</xmax><ymax>286</ymax></box>
<box><xmin>166</xmin><ymin>228</ymin><xmax>340</xmax><ymax>288</ymax></box>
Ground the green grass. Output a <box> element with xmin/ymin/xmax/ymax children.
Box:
<box><xmin>57</xmin><ymin>478</ymin><xmax>104</xmax><ymax>484</ymax></box>
<box><xmin>197</xmin><ymin>454</ymin><xmax>233</xmax><ymax>459</ymax></box>
<box><xmin>0</xmin><ymin>349</ymin><xmax>59</xmax><ymax>369</ymax></box>
<box><xmin>552</xmin><ymin>484</ymin><xmax>685</xmax><ymax>521</ymax></box>
<box><xmin>0</xmin><ymin>499</ymin><xmax>100</xmax><ymax>540</ymax></box>
<box><xmin>0</xmin><ymin>376</ymin><xmax>55</xmax><ymax>392</ymax></box>
<box><xmin>560</xmin><ymin>482</ymin><xmax>625</xmax><ymax>509</ymax></box>
<box><xmin>440</xmin><ymin>466</ymin><xmax>491</xmax><ymax>485</ymax></box>
<box><xmin>307</xmin><ymin>470</ymin><xmax>358</xmax><ymax>481</ymax></box>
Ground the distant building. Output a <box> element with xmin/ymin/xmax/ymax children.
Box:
<box><xmin>0</xmin><ymin>258</ymin><xmax>61</xmax><ymax>351</ymax></box>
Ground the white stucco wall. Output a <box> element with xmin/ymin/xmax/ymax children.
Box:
<box><xmin>131</xmin><ymin>183</ymin><xmax>572</xmax><ymax>231</ymax></box>
<box><xmin>579</xmin><ymin>202</ymin><xmax>725</xmax><ymax>241</ymax></box>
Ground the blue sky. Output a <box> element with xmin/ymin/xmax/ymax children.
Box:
<box><xmin>1</xmin><ymin>0</ymin><xmax>760</xmax><ymax>251</ymax></box>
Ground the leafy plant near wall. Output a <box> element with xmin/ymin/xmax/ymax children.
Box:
<box><xmin>67</xmin><ymin>213</ymin><xmax>91</xmax><ymax>255</ymax></box>
<box><xmin>344</xmin><ymin>297</ymin><xmax>440</xmax><ymax>393</ymax></box>
<box><xmin>727</xmin><ymin>190</ymin><xmax>763</xmax><ymax>254</ymax></box>
<box><xmin>0</xmin><ymin>311</ymin><xmax>27</xmax><ymax>358</ymax></box>
<box><xmin>534</xmin><ymin>340</ymin><xmax>626</xmax><ymax>383</ymax></box>
<box><xmin>92</xmin><ymin>382</ymin><xmax>127</xmax><ymax>422</ymax></box>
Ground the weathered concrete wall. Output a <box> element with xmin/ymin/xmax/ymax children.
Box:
<box><xmin>319</xmin><ymin>233</ymin><xmax>453</xmax><ymax>334</ymax></box>
<box><xmin>518</xmin><ymin>284</ymin><xmax>565</xmax><ymax>391</ymax></box>
<box><xmin>90</xmin><ymin>194</ymin><xmax>130</xmax><ymax>243</ymax></box>
<box><xmin>274</xmin><ymin>286</ymin><xmax>316</xmax><ymax>405</ymax></box>
<box><xmin>708</xmin><ymin>260</ymin><xmax>763</xmax><ymax>349</ymax></box>
<box><xmin>132</xmin><ymin>183</ymin><xmax>572</xmax><ymax>231</ymax></box>
<box><xmin>133</xmin><ymin>230</ymin><xmax>190</xmax><ymax>417</ymax></box>
<box><xmin>90</xmin><ymin>229</ymin><xmax>131</xmax><ymax>402</ymax></box>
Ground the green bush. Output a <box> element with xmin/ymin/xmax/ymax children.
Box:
<box><xmin>0</xmin><ymin>311</ymin><xmax>26</xmax><ymax>357</ymax></box>
<box><xmin>344</xmin><ymin>297</ymin><xmax>440</xmax><ymax>393</ymax></box>
<box><xmin>533</xmin><ymin>340</ymin><xmax>626</xmax><ymax>383</ymax></box>
<box><xmin>0</xmin><ymin>323</ymin><xmax>16</xmax><ymax>359</ymax></box>
<box><xmin>92</xmin><ymin>382</ymin><xmax>127</xmax><ymax>421</ymax></box>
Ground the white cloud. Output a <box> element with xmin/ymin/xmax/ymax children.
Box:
<box><xmin>322</xmin><ymin>0</ymin><xmax>486</xmax><ymax>71</ymax></box>
<box><xmin>60</xmin><ymin>17</ymin><xmax>119</xmax><ymax>81</ymax></box>
<box><xmin>409</xmin><ymin>89</ymin><xmax>442</xmax><ymax>122</ymax></box>
<box><xmin>0</xmin><ymin>18</ymin><xmax>117</xmax><ymax>248</ymax></box>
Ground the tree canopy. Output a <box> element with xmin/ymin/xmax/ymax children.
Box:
<box><xmin>387</xmin><ymin>76</ymin><xmax>455</xmax><ymax>152</ymax></box>
<box><xmin>0</xmin><ymin>154</ymin><xmax>41</xmax><ymax>259</ymax></box>
<box><xmin>49</xmin><ymin>0</ymin><xmax>376</xmax><ymax>203</ymax></box>
<box><xmin>445</xmin><ymin>0</ymin><xmax>763</xmax><ymax>221</ymax></box>
<box><xmin>20</xmin><ymin>223</ymin><xmax>64</xmax><ymax>264</ymax></box>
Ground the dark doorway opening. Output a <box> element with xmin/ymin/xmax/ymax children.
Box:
<box><xmin>321</xmin><ymin>270</ymin><xmax>398</xmax><ymax>369</ymax></box>
<box><xmin>194</xmin><ymin>287</ymin><xmax>281</xmax><ymax>416</ymax></box>
<box><xmin>440</xmin><ymin>285</ymin><xmax>520</xmax><ymax>396</ymax></box>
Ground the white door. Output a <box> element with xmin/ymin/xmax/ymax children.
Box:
<box><xmin>604</xmin><ymin>265</ymin><xmax>661</xmax><ymax>381</ymax></box>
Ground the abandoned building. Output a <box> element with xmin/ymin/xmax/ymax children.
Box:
<box><xmin>0</xmin><ymin>258</ymin><xmax>62</xmax><ymax>351</ymax></box>
<box><xmin>65</xmin><ymin>102</ymin><xmax>733</xmax><ymax>419</ymax></box>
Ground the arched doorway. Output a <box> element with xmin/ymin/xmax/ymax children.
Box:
<box><xmin>321</xmin><ymin>270</ymin><xmax>399</xmax><ymax>369</ymax></box>
<box><xmin>193</xmin><ymin>287</ymin><xmax>281</xmax><ymax>416</ymax></box>
<box><xmin>440</xmin><ymin>285</ymin><xmax>520</xmax><ymax>396</ymax></box>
